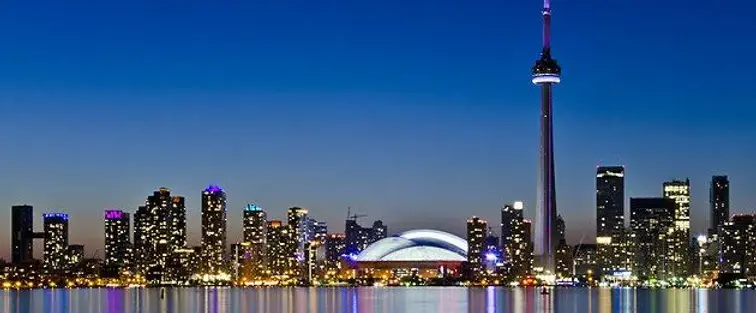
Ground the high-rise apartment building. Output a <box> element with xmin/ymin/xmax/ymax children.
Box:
<box><xmin>501</xmin><ymin>201</ymin><xmax>531</xmax><ymax>279</ymax></box>
<box><xmin>370</xmin><ymin>221</ymin><xmax>388</xmax><ymax>244</ymax></box>
<box><xmin>313</xmin><ymin>221</ymin><xmax>328</xmax><ymax>245</ymax></box>
<box><xmin>630</xmin><ymin>197</ymin><xmax>676</xmax><ymax>280</ymax></box>
<box><xmin>170</xmin><ymin>196</ymin><xmax>187</xmax><ymax>249</ymax></box>
<box><xmin>287</xmin><ymin>207</ymin><xmax>309</xmax><ymax>269</ymax></box>
<box><xmin>663</xmin><ymin>179</ymin><xmax>692</xmax><ymax>277</ymax></box>
<box><xmin>267</xmin><ymin>220</ymin><xmax>295</xmax><ymax>276</ymax></box>
<box><xmin>719</xmin><ymin>214</ymin><xmax>756</xmax><ymax>275</ymax></box>
<box><xmin>201</xmin><ymin>185</ymin><xmax>227</xmax><ymax>275</ymax></box>
<box><xmin>133</xmin><ymin>187</ymin><xmax>187</xmax><ymax>277</ymax></box>
<box><xmin>11</xmin><ymin>205</ymin><xmax>34</xmax><ymax>264</ymax></box>
<box><xmin>326</xmin><ymin>233</ymin><xmax>347</xmax><ymax>268</ymax></box>
<box><xmin>710</xmin><ymin>176</ymin><xmax>730</xmax><ymax>235</ymax></box>
<box><xmin>104</xmin><ymin>209</ymin><xmax>131</xmax><ymax>270</ymax></box>
<box><xmin>43</xmin><ymin>213</ymin><xmax>69</xmax><ymax>272</ymax></box>
<box><xmin>467</xmin><ymin>216</ymin><xmax>487</xmax><ymax>276</ymax></box>
<box><xmin>242</xmin><ymin>204</ymin><xmax>267</xmax><ymax>267</ymax></box>
<box><xmin>596</xmin><ymin>166</ymin><xmax>625</xmax><ymax>275</ymax></box>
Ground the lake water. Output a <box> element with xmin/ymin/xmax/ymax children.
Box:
<box><xmin>1</xmin><ymin>287</ymin><xmax>755</xmax><ymax>313</ymax></box>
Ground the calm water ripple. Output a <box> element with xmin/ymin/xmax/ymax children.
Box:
<box><xmin>1</xmin><ymin>287</ymin><xmax>755</xmax><ymax>313</ymax></box>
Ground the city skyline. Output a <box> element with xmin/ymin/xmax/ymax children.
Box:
<box><xmin>2</xmin><ymin>0</ymin><xmax>756</xmax><ymax>260</ymax></box>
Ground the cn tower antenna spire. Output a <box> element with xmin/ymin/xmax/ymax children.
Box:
<box><xmin>531</xmin><ymin>0</ymin><xmax>561</xmax><ymax>282</ymax></box>
<box><xmin>542</xmin><ymin>0</ymin><xmax>552</xmax><ymax>50</ymax></box>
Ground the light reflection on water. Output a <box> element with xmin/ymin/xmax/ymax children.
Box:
<box><xmin>1</xmin><ymin>287</ymin><xmax>755</xmax><ymax>313</ymax></box>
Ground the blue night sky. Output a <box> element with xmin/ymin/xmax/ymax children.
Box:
<box><xmin>1</xmin><ymin>0</ymin><xmax>755</xmax><ymax>259</ymax></box>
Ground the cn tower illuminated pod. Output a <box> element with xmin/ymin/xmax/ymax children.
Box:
<box><xmin>532</xmin><ymin>0</ymin><xmax>561</xmax><ymax>276</ymax></box>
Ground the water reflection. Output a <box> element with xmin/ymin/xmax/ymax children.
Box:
<box><xmin>1</xmin><ymin>287</ymin><xmax>755</xmax><ymax>313</ymax></box>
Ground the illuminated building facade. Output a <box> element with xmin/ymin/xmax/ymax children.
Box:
<box><xmin>67</xmin><ymin>244</ymin><xmax>84</xmax><ymax>267</ymax></box>
<box><xmin>555</xmin><ymin>215</ymin><xmax>571</xmax><ymax>278</ymax></box>
<box><xmin>572</xmin><ymin>244</ymin><xmax>598</xmax><ymax>277</ymax></box>
<box><xmin>345</xmin><ymin>218</ymin><xmax>387</xmax><ymax>255</ymax></box>
<box><xmin>313</xmin><ymin>221</ymin><xmax>328</xmax><ymax>245</ymax></box>
<box><xmin>710</xmin><ymin>175</ymin><xmax>729</xmax><ymax>235</ymax></box>
<box><xmin>104</xmin><ymin>209</ymin><xmax>131</xmax><ymax>270</ymax></box>
<box><xmin>719</xmin><ymin>215</ymin><xmax>756</xmax><ymax>275</ymax></box>
<box><xmin>287</xmin><ymin>207</ymin><xmax>308</xmax><ymax>255</ymax></box>
<box><xmin>501</xmin><ymin>201</ymin><xmax>531</xmax><ymax>279</ymax></box>
<box><xmin>43</xmin><ymin>213</ymin><xmax>69</xmax><ymax>272</ymax></box>
<box><xmin>266</xmin><ymin>220</ymin><xmax>295</xmax><ymax>276</ymax></box>
<box><xmin>11</xmin><ymin>205</ymin><xmax>34</xmax><ymax>264</ymax></box>
<box><xmin>466</xmin><ymin>216</ymin><xmax>487</xmax><ymax>276</ymax></box>
<box><xmin>663</xmin><ymin>179</ymin><xmax>691</xmax><ymax>277</ymax></box>
<box><xmin>171</xmin><ymin>196</ymin><xmax>187</xmax><ymax>249</ymax></box>
<box><xmin>133</xmin><ymin>188</ymin><xmax>187</xmax><ymax>276</ymax></box>
<box><xmin>242</xmin><ymin>204</ymin><xmax>267</xmax><ymax>267</ymax></box>
<box><xmin>326</xmin><ymin>233</ymin><xmax>346</xmax><ymax>267</ymax></box>
<box><xmin>201</xmin><ymin>185</ymin><xmax>227</xmax><ymax>275</ymax></box>
<box><xmin>596</xmin><ymin>166</ymin><xmax>625</xmax><ymax>275</ymax></box>
<box><xmin>630</xmin><ymin>197</ymin><xmax>675</xmax><ymax>280</ymax></box>
<box><xmin>370</xmin><ymin>221</ymin><xmax>388</xmax><ymax>244</ymax></box>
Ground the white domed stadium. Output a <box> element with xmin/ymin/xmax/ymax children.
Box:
<box><xmin>345</xmin><ymin>230</ymin><xmax>468</xmax><ymax>278</ymax></box>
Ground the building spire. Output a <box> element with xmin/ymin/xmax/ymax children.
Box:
<box><xmin>542</xmin><ymin>0</ymin><xmax>552</xmax><ymax>51</ymax></box>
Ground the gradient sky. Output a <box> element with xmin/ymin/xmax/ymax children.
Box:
<box><xmin>1</xmin><ymin>0</ymin><xmax>755</xmax><ymax>259</ymax></box>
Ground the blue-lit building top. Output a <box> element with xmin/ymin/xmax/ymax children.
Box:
<box><xmin>245</xmin><ymin>204</ymin><xmax>262</xmax><ymax>211</ymax></box>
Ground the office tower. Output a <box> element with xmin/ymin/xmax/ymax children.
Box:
<box><xmin>287</xmin><ymin>207</ymin><xmax>309</xmax><ymax>265</ymax></box>
<box><xmin>170</xmin><ymin>196</ymin><xmax>187</xmax><ymax>249</ymax></box>
<box><xmin>242</xmin><ymin>204</ymin><xmax>267</xmax><ymax>267</ymax></box>
<box><xmin>267</xmin><ymin>220</ymin><xmax>294</xmax><ymax>276</ymax></box>
<box><xmin>201</xmin><ymin>185</ymin><xmax>227</xmax><ymax>275</ymax></box>
<box><xmin>11</xmin><ymin>205</ymin><xmax>34</xmax><ymax>264</ymax></box>
<box><xmin>532</xmin><ymin>0</ymin><xmax>562</xmax><ymax>275</ymax></box>
<box><xmin>370</xmin><ymin>220</ymin><xmax>388</xmax><ymax>244</ymax></box>
<box><xmin>596</xmin><ymin>166</ymin><xmax>625</xmax><ymax>275</ymax></box>
<box><xmin>67</xmin><ymin>244</ymin><xmax>84</xmax><ymax>266</ymax></box>
<box><xmin>167</xmin><ymin>247</ymin><xmax>200</xmax><ymax>283</ymax></box>
<box><xmin>501</xmin><ymin>201</ymin><xmax>531</xmax><ymax>279</ymax></box>
<box><xmin>326</xmin><ymin>233</ymin><xmax>347</xmax><ymax>267</ymax></box>
<box><xmin>467</xmin><ymin>216</ymin><xmax>487</xmax><ymax>276</ymax></box>
<box><xmin>104</xmin><ymin>210</ymin><xmax>131</xmax><ymax>270</ymax></box>
<box><xmin>710</xmin><ymin>176</ymin><xmax>730</xmax><ymax>235</ymax></box>
<box><xmin>630</xmin><ymin>197</ymin><xmax>676</xmax><ymax>280</ymax></box>
<box><xmin>313</xmin><ymin>221</ymin><xmax>328</xmax><ymax>245</ymax></box>
<box><xmin>719</xmin><ymin>215</ymin><xmax>756</xmax><ymax>275</ymax></box>
<box><xmin>663</xmin><ymin>179</ymin><xmax>692</xmax><ymax>277</ymax></box>
<box><xmin>43</xmin><ymin>213</ymin><xmax>69</xmax><ymax>272</ymax></box>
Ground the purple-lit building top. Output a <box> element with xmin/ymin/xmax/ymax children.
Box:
<box><xmin>104</xmin><ymin>210</ymin><xmax>125</xmax><ymax>220</ymax></box>
<box><xmin>43</xmin><ymin>213</ymin><xmax>69</xmax><ymax>220</ymax></box>
<box><xmin>205</xmin><ymin>185</ymin><xmax>224</xmax><ymax>194</ymax></box>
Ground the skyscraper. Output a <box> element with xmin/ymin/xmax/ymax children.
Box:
<box><xmin>287</xmin><ymin>207</ymin><xmax>309</xmax><ymax>265</ymax></box>
<box><xmin>532</xmin><ymin>0</ymin><xmax>562</xmax><ymax>275</ymax></box>
<box><xmin>134</xmin><ymin>187</ymin><xmax>186</xmax><ymax>277</ymax></box>
<box><xmin>630</xmin><ymin>198</ymin><xmax>676</xmax><ymax>280</ymax></box>
<box><xmin>555</xmin><ymin>215</ymin><xmax>571</xmax><ymax>278</ymax></box>
<box><xmin>467</xmin><ymin>216</ymin><xmax>487</xmax><ymax>276</ymax></box>
<box><xmin>710</xmin><ymin>175</ymin><xmax>729</xmax><ymax>235</ymax></box>
<box><xmin>170</xmin><ymin>196</ymin><xmax>187</xmax><ymax>249</ymax></box>
<box><xmin>242</xmin><ymin>204</ymin><xmax>267</xmax><ymax>270</ymax></box>
<box><xmin>663</xmin><ymin>179</ymin><xmax>691</xmax><ymax>277</ymax></box>
<box><xmin>596</xmin><ymin>166</ymin><xmax>625</xmax><ymax>275</ymax></box>
<box><xmin>719</xmin><ymin>214</ymin><xmax>756</xmax><ymax>275</ymax></box>
<box><xmin>325</xmin><ymin>233</ymin><xmax>346</xmax><ymax>268</ymax></box>
<box><xmin>201</xmin><ymin>185</ymin><xmax>227</xmax><ymax>275</ymax></box>
<box><xmin>43</xmin><ymin>213</ymin><xmax>69</xmax><ymax>272</ymax></box>
<box><xmin>501</xmin><ymin>201</ymin><xmax>531</xmax><ymax>279</ymax></box>
<box><xmin>313</xmin><ymin>221</ymin><xmax>328</xmax><ymax>245</ymax></box>
<box><xmin>267</xmin><ymin>220</ymin><xmax>294</xmax><ymax>276</ymax></box>
<box><xmin>370</xmin><ymin>220</ymin><xmax>388</xmax><ymax>244</ymax></box>
<box><xmin>104</xmin><ymin>209</ymin><xmax>131</xmax><ymax>270</ymax></box>
<box><xmin>11</xmin><ymin>205</ymin><xmax>34</xmax><ymax>264</ymax></box>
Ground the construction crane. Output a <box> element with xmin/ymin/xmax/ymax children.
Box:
<box><xmin>346</xmin><ymin>207</ymin><xmax>367</xmax><ymax>221</ymax></box>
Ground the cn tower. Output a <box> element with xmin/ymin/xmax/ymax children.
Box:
<box><xmin>532</xmin><ymin>0</ymin><xmax>561</xmax><ymax>275</ymax></box>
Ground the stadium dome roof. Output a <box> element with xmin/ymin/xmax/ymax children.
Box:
<box><xmin>355</xmin><ymin>229</ymin><xmax>468</xmax><ymax>262</ymax></box>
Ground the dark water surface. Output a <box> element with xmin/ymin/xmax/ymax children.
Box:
<box><xmin>1</xmin><ymin>287</ymin><xmax>755</xmax><ymax>313</ymax></box>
